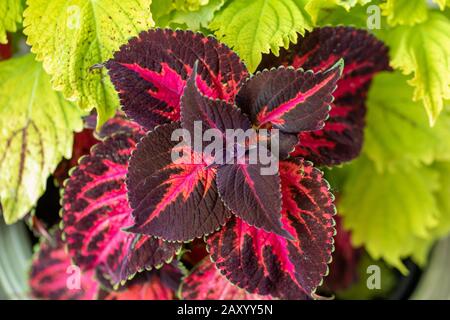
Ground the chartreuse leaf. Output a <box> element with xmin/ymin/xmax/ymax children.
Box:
<box><xmin>23</xmin><ymin>0</ymin><xmax>154</xmax><ymax>128</ymax></box>
<box><xmin>364</xmin><ymin>72</ymin><xmax>450</xmax><ymax>172</ymax></box>
<box><xmin>380</xmin><ymin>0</ymin><xmax>428</xmax><ymax>26</ymax></box>
<box><xmin>380</xmin><ymin>12</ymin><xmax>450</xmax><ymax>126</ymax></box>
<box><xmin>171</xmin><ymin>0</ymin><xmax>225</xmax><ymax>30</ymax></box>
<box><xmin>209</xmin><ymin>0</ymin><xmax>312</xmax><ymax>72</ymax></box>
<box><xmin>431</xmin><ymin>162</ymin><xmax>450</xmax><ymax>238</ymax></box>
<box><xmin>0</xmin><ymin>0</ymin><xmax>23</xmax><ymax>44</ymax></box>
<box><xmin>339</xmin><ymin>157</ymin><xmax>440</xmax><ymax>273</ymax></box>
<box><xmin>381</xmin><ymin>0</ymin><xmax>449</xmax><ymax>26</ymax></box>
<box><xmin>0</xmin><ymin>54</ymin><xmax>83</xmax><ymax>224</ymax></box>
<box><xmin>152</xmin><ymin>0</ymin><xmax>224</xmax><ymax>30</ymax></box>
<box><xmin>397</xmin><ymin>161</ymin><xmax>450</xmax><ymax>267</ymax></box>
<box><xmin>305</xmin><ymin>0</ymin><xmax>371</xmax><ymax>24</ymax></box>
<box><xmin>174</xmin><ymin>0</ymin><xmax>210</xmax><ymax>11</ymax></box>
<box><xmin>151</xmin><ymin>0</ymin><xmax>175</xmax><ymax>25</ymax></box>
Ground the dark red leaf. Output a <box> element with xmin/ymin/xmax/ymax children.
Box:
<box><xmin>30</xmin><ymin>230</ymin><xmax>99</xmax><ymax>300</ymax></box>
<box><xmin>62</xmin><ymin>119</ymin><xmax>181</xmax><ymax>286</ymax></box>
<box><xmin>323</xmin><ymin>215</ymin><xmax>361</xmax><ymax>292</ymax></box>
<box><xmin>102</xmin><ymin>273</ymin><xmax>174</xmax><ymax>300</ymax></box>
<box><xmin>180</xmin><ymin>62</ymin><xmax>251</xmax><ymax>137</ymax></box>
<box><xmin>207</xmin><ymin>160</ymin><xmax>335</xmax><ymax>299</ymax></box>
<box><xmin>278</xmin><ymin>132</ymin><xmax>299</xmax><ymax>159</ymax></box>
<box><xmin>182</xmin><ymin>239</ymin><xmax>209</xmax><ymax>267</ymax></box>
<box><xmin>106</xmin><ymin>29</ymin><xmax>249</xmax><ymax>130</ymax></box>
<box><xmin>181</xmin><ymin>259</ymin><xmax>272</xmax><ymax>300</ymax></box>
<box><xmin>260</xmin><ymin>27</ymin><xmax>390</xmax><ymax>165</ymax></box>
<box><xmin>96</xmin><ymin>113</ymin><xmax>145</xmax><ymax>140</ymax></box>
<box><xmin>126</xmin><ymin>122</ymin><xmax>231</xmax><ymax>242</ymax></box>
<box><xmin>216</xmin><ymin>162</ymin><xmax>291</xmax><ymax>238</ymax></box>
<box><xmin>0</xmin><ymin>37</ymin><xmax>12</xmax><ymax>60</ymax></box>
<box><xmin>236</xmin><ymin>62</ymin><xmax>342</xmax><ymax>133</ymax></box>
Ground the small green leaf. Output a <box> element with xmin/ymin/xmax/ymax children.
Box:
<box><xmin>364</xmin><ymin>72</ymin><xmax>450</xmax><ymax>172</ymax></box>
<box><xmin>339</xmin><ymin>157</ymin><xmax>440</xmax><ymax>272</ymax></box>
<box><xmin>151</xmin><ymin>0</ymin><xmax>177</xmax><ymax>26</ymax></box>
<box><xmin>305</xmin><ymin>0</ymin><xmax>371</xmax><ymax>24</ymax></box>
<box><xmin>174</xmin><ymin>0</ymin><xmax>210</xmax><ymax>11</ymax></box>
<box><xmin>380</xmin><ymin>0</ymin><xmax>428</xmax><ymax>26</ymax></box>
<box><xmin>23</xmin><ymin>0</ymin><xmax>154</xmax><ymax>128</ymax></box>
<box><xmin>171</xmin><ymin>0</ymin><xmax>225</xmax><ymax>30</ymax></box>
<box><xmin>0</xmin><ymin>0</ymin><xmax>24</xmax><ymax>44</ymax></box>
<box><xmin>0</xmin><ymin>54</ymin><xmax>83</xmax><ymax>224</ymax></box>
<box><xmin>209</xmin><ymin>0</ymin><xmax>312</xmax><ymax>72</ymax></box>
<box><xmin>380</xmin><ymin>12</ymin><xmax>450</xmax><ymax>125</ymax></box>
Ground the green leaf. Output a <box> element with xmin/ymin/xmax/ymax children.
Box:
<box><xmin>380</xmin><ymin>0</ymin><xmax>428</xmax><ymax>26</ymax></box>
<box><xmin>0</xmin><ymin>0</ymin><xmax>24</xmax><ymax>44</ymax></box>
<box><xmin>309</xmin><ymin>0</ymin><xmax>374</xmax><ymax>27</ymax></box>
<box><xmin>23</xmin><ymin>0</ymin><xmax>154</xmax><ymax>128</ymax></box>
<box><xmin>209</xmin><ymin>0</ymin><xmax>312</xmax><ymax>72</ymax></box>
<box><xmin>380</xmin><ymin>12</ymin><xmax>450</xmax><ymax>126</ymax></box>
<box><xmin>151</xmin><ymin>0</ymin><xmax>177</xmax><ymax>25</ymax></box>
<box><xmin>432</xmin><ymin>162</ymin><xmax>450</xmax><ymax>237</ymax></box>
<box><xmin>364</xmin><ymin>72</ymin><xmax>450</xmax><ymax>172</ymax></box>
<box><xmin>171</xmin><ymin>0</ymin><xmax>225</xmax><ymax>30</ymax></box>
<box><xmin>174</xmin><ymin>0</ymin><xmax>210</xmax><ymax>11</ymax></box>
<box><xmin>305</xmin><ymin>0</ymin><xmax>371</xmax><ymax>24</ymax></box>
<box><xmin>339</xmin><ymin>157</ymin><xmax>440</xmax><ymax>272</ymax></box>
<box><xmin>0</xmin><ymin>54</ymin><xmax>83</xmax><ymax>224</ymax></box>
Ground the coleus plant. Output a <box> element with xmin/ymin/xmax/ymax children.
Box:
<box><xmin>41</xmin><ymin>26</ymin><xmax>390</xmax><ymax>300</ymax></box>
<box><xmin>30</xmin><ymin>229</ymin><xmax>181</xmax><ymax>300</ymax></box>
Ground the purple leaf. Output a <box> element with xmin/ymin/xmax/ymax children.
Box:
<box><xmin>216</xmin><ymin>161</ymin><xmax>291</xmax><ymax>238</ymax></box>
<box><xmin>126</xmin><ymin>122</ymin><xmax>231</xmax><ymax>242</ymax></box>
<box><xmin>236</xmin><ymin>62</ymin><xmax>343</xmax><ymax>133</ymax></box>
<box><xmin>62</xmin><ymin>117</ymin><xmax>181</xmax><ymax>286</ymax></box>
<box><xmin>260</xmin><ymin>27</ymin><xmax>390</xmax><ymax>165</ymax></box>
<box><xmin>106</xmin><ymin>29</ymin><xmax>249</xmax><ymax>130</ymax></box>
<box><xmin>207</xmin><ymin>160</ymin><xmax>336</xmax><ymax>299</ymax></box>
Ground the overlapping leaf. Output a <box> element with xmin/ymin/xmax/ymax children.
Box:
<box><xmin>127</xmin><ymin>122</ymin><xmax>231</xmax><ymax>242</ymax></box>
<box><xmin>0</xmin><ymin>54</ymin><xmax>83</xmax><ymax>224</ymax></box>
<box><xmin>180</xmin><ymin>72</ymin><xmax>290</xmax><ymax>238</ymax></box>
<box><xmin>180</xmin><ymin>66</ymin><xmax>251</xmax><ymax>140</ymax></box>
<box><xmin>102</xmin><ymin>272</ymin><xmax>175</xmax><ymax>300</ymax></box>
<box><xmin>106</xmin><ymin>28</ymin><xmax>248</xmax><ymax>130</ymax></box>
<box><xmin>207</xmin><ymin>160</ymin><xmax>335</xmax><ymax>299</ymax></box>
<box><xmin>181</xmin><ymin>259</ymin><xmax>272</xmax><ymax>300</ymax></box>
<box><xmin>23</xmin><ymin>0</ymin><xmax>155</xmax><ymax>127</ymax></box>
<box><xmin>305</xmin><ymin>0</ymin><xmax>371</xmax><ymax>25</ymax></box>
<box><xmin>236</xmin><ymin>62</ymin><xmax>343</xmax><ymax>133</ymax></box>
<box><xmin>261</xmin><ymin>27</ymin><xmax>390</xmax><ymax>165</ymax></box>
<box><xmin>323</xmin><ymin>215</ymin><xmax>361</xmax><ymax>292</ymax></box>
<box><xmin>0</xmin><ymin>0</ymin><xmax>23</xmax><ymax>44</ymax></box>
<box><xmin>62</xmin><ymin>117</ymin><xmax>181</xmax><ymax>286</ymax></box>
<box><xmin>153</xmin><ymin>0</ymin><xmax>225</xmax><ymax>30</ymax></box>
<box><xmin>30</xmin><ymin>230</ymin><xmax>99</xmax><ymax>300</ymax></box>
